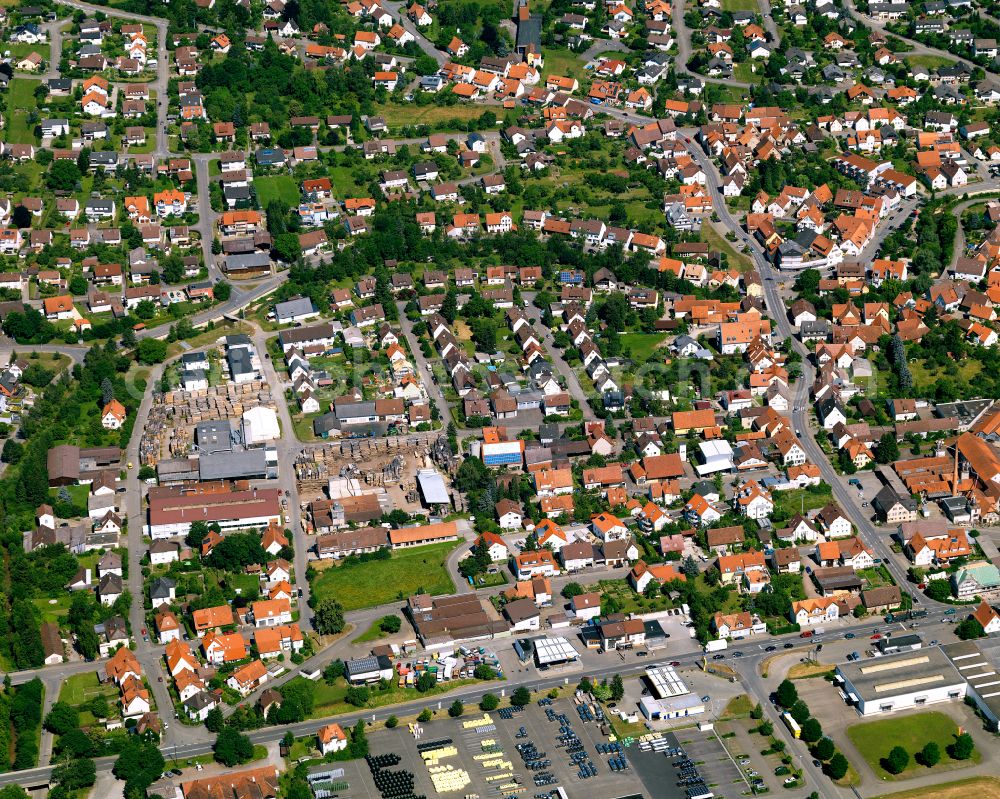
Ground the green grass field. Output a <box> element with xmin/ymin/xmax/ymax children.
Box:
<box><xmin>721</xmin><ymin>0</ymin><xmax>759</xmax><ymax>9</ymax></box>
<box><xmin>771</xmin><ymin>485</ymin><xmax>833</xmax><ymax>525</ymax></box>
<box><xmin>8</xmin><ymin>78</ymin><xmax>40</xmax><ymax>144</ymax></box>
<box><xmin>59</xmin><ymin>671</ymin><xmax>118</xmax><ymax>707</ymax></box>
<box><xmin>32</xmin><ymin>595</ymin><xmax>72</xmax><ymax>623</ymax></box>
<box><xmin>254</xmin><ymin>174</ymin><xmax>300</xmax><ymax>207</ymax></box>
<box><xmin>847</xmin><ymin>711</ymin><xmax>981</xmax><ymax>780</ymax></box>
<box><xmin>872</xmin><ymin>777</ymin><xmax>1000</xmax><ymax>799</ymax></box>
<box><xmin>906</xmin><ymin>54</ymin><xmax>955</xmax><ymax>71</ymax></box>
<box><xmin>310</xmin><ymin>541</ymin><xmax>458</xmax><ymax>611</ymax></box>
<box><xmin>733</xmin><ymin>62</ymin><xmax>757</xmax><ymax>83</ymax></box>
<box><xmin>910</xmin><ymin>359</ymin><xmax>980</xmax><ymax>393</ymax></box>
<box><xmin>619</xmin><ymin>333</ymin><xmax>667</xmax><ymax>362</ymax></box>
<box><xmin>354</xmin><ymin>618</ymin><xmax>392</xmax><ymax>644</ymax></box>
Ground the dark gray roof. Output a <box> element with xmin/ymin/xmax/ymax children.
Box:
<box><xmin>199</xmin><ymin>448</ymin><xmax>270</xmax><ymax>481</ymax></box>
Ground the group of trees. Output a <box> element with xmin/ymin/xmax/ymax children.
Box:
<box><xmin>213</xmin><ymin>727</ymin><xmax>256</xmax><ymax>766</ymax></box>
<box><xmin>883</xmin><ymin>732</ymin><xmax>974</xmax><ymax>775</ymax></box>
<box><xmin>774</xmin><ymin>680</ymin><xmax>849</xmax><ymax>780</ymax></box>
<box><xmin>112</xmin><ymin>736</ymin><xmax>165</xmax><ymax>798</ymax></box>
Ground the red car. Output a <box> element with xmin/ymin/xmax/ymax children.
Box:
<box><xmin>871</xmin><ymin>633</ymin><xmax>882</xmax><ymax>640</ymax></box>
<box><xmin>799</xmin><ymin>631</ymin><xmax>813</xmax><ymax>638</ymax></box>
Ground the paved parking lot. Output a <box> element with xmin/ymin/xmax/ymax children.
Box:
<box><xmin>311</xmin><ymin>696</ymin><xmax>777</xmax><ymax>799</ymax></box>
<box><xmin>360</xmin><ymin>697</ymin><xmax>653</xmax><ymax>798</ymax></box>
<box><xmin>675</xmin><ymin>729</ymin><xmax>748</xmax><ymax>798</ymax></box>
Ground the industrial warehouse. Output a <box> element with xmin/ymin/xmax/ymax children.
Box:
<box><xmin>835</xmin><ymin>647</ymin><xmax>968</xmax><ymax>716</ymax></box>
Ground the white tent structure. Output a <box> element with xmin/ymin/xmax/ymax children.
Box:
<box><xmin>242</xmin><ymin>406</ymin><xmax>280</xmax><ymax>445</ymax></box>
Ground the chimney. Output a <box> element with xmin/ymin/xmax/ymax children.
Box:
<box><xmin>953</xmin><ymin>444</ymin><xmax>959</xmax><ymax>491</ymax></box>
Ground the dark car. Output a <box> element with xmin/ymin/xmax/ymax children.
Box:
<box><xmin>765</xmin><ymin>645</ymin><xmax>776</xmax><ymax>651</ymax></box>
<box><xmin>712</xmin><ymin>654</ymin><xmax>725</xmax><ymax>660</ymax></box>
<box><xmin>783</xmin><ymin>643</ymin><xmax>794</xmax><ymax>649</ymax></box>
<box><xmin>732</xmin><ymin>651</ymin><xmax>744</xmax><ymax>657</ymax></box>
<box><xmin>845</xmin><ymin>633</ymin><xmax>855</xmax><ymax>639</ymax></box>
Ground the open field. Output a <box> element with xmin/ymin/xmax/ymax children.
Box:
<box><xmin>719</xmin><ymin>694</ymin><xmax>753</xmax><ymax>719</ymax></box>
<box><xmin>619</xmin><ymin>333</ymin><xmax>667</xmax><ymax>362</ymax></box>
<box><xmin>846</xmin><ymin>711</ymin><xmax>981</xmax><ymax>780</ymax></box>
<box><xmin>733</xmin><ymin>62</ymin><xmax>757</xmax><ymax>83</ymax></box>
<box><xmin>310</xmin><ymin>541</ymin><xmax>458</xmax><ymax>610</ymax></box>
<box><xmin>374</xmin><ymin>102</ymin><xmax>494</xmax><ymax>129</ymax></box>
<box><xmin>721</xmin><ymin>0</ymin><xmax>758</xmax><ymax>8</ymax></box>
<box><xmin>905</xmin><ymin>54</ymin><xmax>955</xmax><ymax>71</ymax></box>
<box><xmin>872</xmin><ymin>777</ymin><xmax>1000</xmax><ymax>799</ymax></box>
<box><xmin>254</xmin><ymin>175</ymin><xmax>299</xmax><ymax>207</ymax></box>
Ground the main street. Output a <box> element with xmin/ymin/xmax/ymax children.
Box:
<box><xmin>2</xmin><ymin>605</ymin><xmax>963</xmax><ymax>793</ymax></box>
<box><xmin>680</xmin><ymin>136</ymin><xmax>949</xmax><ymax>609</ymax></box>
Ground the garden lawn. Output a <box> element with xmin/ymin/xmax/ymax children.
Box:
<box><xmin>59</xmin><ymin>671</ymin><xmax>118</xmax><ymax>708</ymax></box>
<box><xmin>254</xmin><ymin>174</ymin><xmax>300</xmax><ymax>207</ymax></box>
<box><xmin>771</xmin><ymin>485</ymin><xmax>833</xmax><ymax>524</ymax></box>
<box><xmin>721</xmin><ymin>0</ymin><xmax>758</xmax><ymax>8</ymax></box>
<box><xmin>846</xmin><ymin>711</ymin><xmax>981</xmax><ymax>780</ymax></box>
<box><xmin>619</xmin><ymin>333</ymin><xmax>667</xmax><ymax>362</ymax></box>
<box><xmin>700</xmin><ymin>223</ymin><xmax>753</xmax><ymax>272</ymax></box>
<box><xmin>32</xmin><ymin>595</ymin><xmax>72</xmax><ymax>623</ymax></box>
<box><xmin>541</xmin><ymin>47</ymin><xmax>586</xmax><ymax>81</ymax></box>
<box><xmin>310</xmin><ymin>541</ymin><xmax>458</xmax><ymax>611</ymax></box>
<box><xmin>8</xmin><ymin>78</ymin><xmax>40</xmax><ymax>144</ymax></box>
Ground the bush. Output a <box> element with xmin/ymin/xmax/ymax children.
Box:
<box><xmin>800</xmin><ymin>718</ymin><xmax>822</xmax><ymax>744</ymax></box>
<box><xmin>480</xmin><ymin>693</ymin><xmax>499</xmax><ymax>711</ymax></box>
<box><xmin>385</xmin><ymin>716</ymin><xmax>398</xmax><ymax>729</ymax></box>
<box><xmin>213</xmin><ymin>728</ymin><xmax>254</xmax><ymax>767</ymax></box>
<box><xmin>950</xmin><ymin>732</ymin><xmax>975</xmax><ymax>760</ymax></box>
<box><xmin>825</xmin><ymin>752</ymin><xmax>849</xmax><ymax>780</ymax></box>
<box><xmin>448</xmin><ymin>700</ymin><xmax>464</xmax><ymax>718</ymax></box>
<box><xmin>775</xmin><ymin>680</ymin><xmax>797</xmax><ymax>708</ymax></box>
<box><xmin>379</xmin><ymin>615</ymin><xmax>402</xmax><ymax>634</ymax></box>
<box><xmin>417</xmin><ymin>708</ymin><xmax>433</xmax><ymax>723</ymax></box>
<box><xmin>345</xmin><ymin>686</ymin><xmax>370</xmax><ymax>707</ymax></box>
<box><xmin>884</xmin><ymin>746</ymin><xmax>909</xmax><ymax>775</ymax></box>
<box><xmin>919</xmin><ymin>741</ymin><xmax>940</xmax><ymax>767</ymax></box>
<box><xmin>814</xmin><ymin>737</ymin><xmax>835</xmax><ymax>761</ymax></box>
<box><xmin>789</xmin><ymin>700</ymin><xmax>810</xmax><ymax>725</ymax></box>
<box><xmin>511</xmin><ymin>686</ymin><xmax>531</xmax><ymax>707</ymax></box>
<box><xmin>474</xmin><ymin>664</ymin><xmax>496</xmax><ymax>680</ymax></box>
